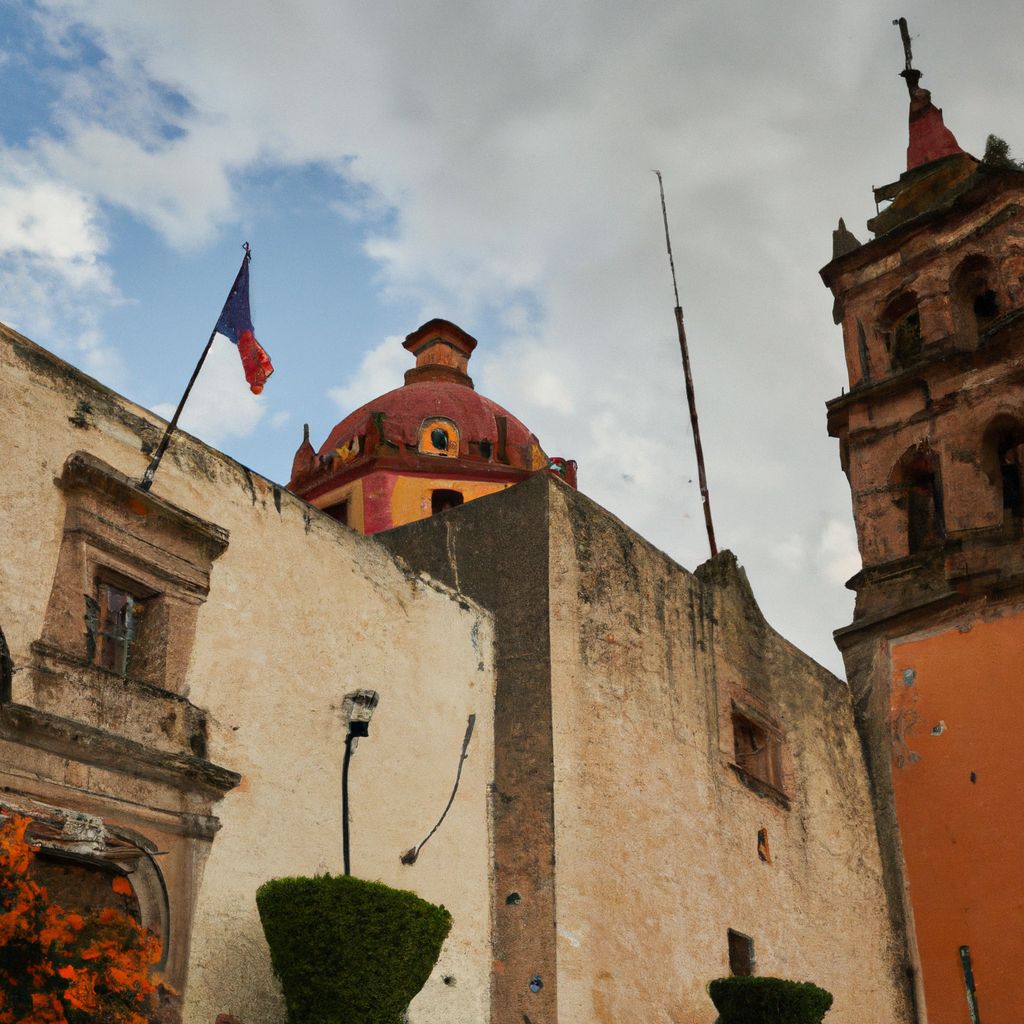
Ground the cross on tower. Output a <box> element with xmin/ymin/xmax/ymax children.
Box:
<box><xmin>893</xmin><ymin>17</ymin><xmax>922</xmax><ymax>92</ymax></box>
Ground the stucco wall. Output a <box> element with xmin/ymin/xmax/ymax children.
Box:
<box><xmin>378</xmin><ymin>473</ymin><xmax>912</xmax><ymax>1024</ymax></box>
<box><xmin>889</xmin><ymin>605</ymin><xmax>1024</xmax><ymax>1024</ymax></box>
<box><xmin>546</xmin><ymin>483</ymin><xmax>910</xmax><ymax>1024</ymax></box>
<box><xmin>0</xmin><ymin>324</ymin><xmax>495</xmax><ymax>1024</ymax></box>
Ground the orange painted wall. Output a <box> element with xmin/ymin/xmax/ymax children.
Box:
<box><xmin>389</xmin><ymin>474</ymin><xmax>510</xmax><ymax>528</ymax></box>
<box><xmin>890</xmin><ymin>607</ymin><xmax>1024</xmax><ymax>1024</ymax></box>
<box><xmin>309</xmin><ymin>470</ymin><xmax>517</xmax><ymax>534</ymax></box>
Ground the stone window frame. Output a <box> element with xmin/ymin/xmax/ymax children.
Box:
<box><xmin>36</xmin><ymin>452</ymin><xmax>228</xmax><ymax>696</ymax></box>
<box><xmin>718</xmin><ymin>680</ymin><xmax>791</xmax><ymax>810</ymax></box>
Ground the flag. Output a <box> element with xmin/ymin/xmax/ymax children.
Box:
<box><xmin>215</xmin><ymin>246</ymin><xmax>274</xmax><ymax>394</ymax></box>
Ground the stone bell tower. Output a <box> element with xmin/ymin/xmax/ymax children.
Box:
<box><xmin>820</xmin><ymin>22</ymin><xmax>1024</xmax><ymax>1024</ymax></box>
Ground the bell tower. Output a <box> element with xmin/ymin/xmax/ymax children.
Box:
<box><xmin>821</xmin><ymin>22</ymin><xmax>1024</xmax><ymax>1024</ymax></box>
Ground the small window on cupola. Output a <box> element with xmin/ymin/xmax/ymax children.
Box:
<box><xmin>418</xmin><ymin>418</ymin><xmax>459</xmax><ymax>458</ymax></box>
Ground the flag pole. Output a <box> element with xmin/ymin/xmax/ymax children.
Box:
<box><xmin>653</xmin><ymin>171</ymin><xmax>719</xmax><ymax>558</ymax></box>
<box><xmin>138</xmin><ymin>244</ymin><xmax>251</xmax><ymax>492</ymax></box>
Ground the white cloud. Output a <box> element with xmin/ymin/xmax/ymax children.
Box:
<box><xmin>819</xmin><ymin>519</ymin><xmax>862</xmax><ymax>587</ymax></box>
<box><xmin>8</xmin><ymin>0</ymin><xmax>1024</xmax><ymax>675</ymax></box>
<box><xmin>327</xmin><ymin>335</ymin><xmax>407</xmax><ymax>412</ymax></box>
<box><xmin>152</xmin><ymin>336</ymin><xmax>267</xmax><ymax>445</ymax></box>
<box><xmin>0</xmin><ymin>181</ymin><xmax>95</xmax><ymax>262</ymax></box>
<box><xmin>0</xmin><ymin>161</ymin><xmax>123</xmax><ymax>379</ymax></box>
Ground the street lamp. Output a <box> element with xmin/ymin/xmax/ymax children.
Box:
<box><xmin>341</xmin><ymin>689</ymin><xmax>379</xmax><ymax>876</ymax></box>
<box><xmin>339</xmin><ymin>688</ymin><xmax>380</xmax><ymax>872</ymax></box>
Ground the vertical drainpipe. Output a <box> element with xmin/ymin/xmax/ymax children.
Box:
<box><xmin>959</xmin><ymin>946</ymin><xmax>981</xmax><ymax>1024</ymax></box>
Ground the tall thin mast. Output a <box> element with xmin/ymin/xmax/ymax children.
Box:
<box><xmin>654</xmin><ymin>170</ymin><xmax>719</xmax><ymax>559</ymax></box>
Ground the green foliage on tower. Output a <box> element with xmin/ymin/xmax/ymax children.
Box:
<box><xmin>983</xmin><ymin>134</ymin><xmax>1024</xmax><ymax>170</ymax></box>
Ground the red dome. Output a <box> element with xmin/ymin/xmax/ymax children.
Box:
<box><xmin>320</xmin><ymin>380</ymin><xmax>540</xmax><ymax>456</ymax></box>
<box><xmin>288</xmin><ymin>319</ymin><xmax>562</xmax><ymax>503</ymax></box>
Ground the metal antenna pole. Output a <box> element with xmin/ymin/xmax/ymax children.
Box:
<box><xmin>654</xmin><ymin>170</ymin><xmax>719</xmax><ymax>559</ymax></box>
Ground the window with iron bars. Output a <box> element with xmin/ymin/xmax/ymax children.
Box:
<box><xmin>85</xmin><ymin>582</ymin><xmax>146</xmax><ymax>677</ymax></box>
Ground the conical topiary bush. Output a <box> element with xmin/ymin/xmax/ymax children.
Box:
<box><xmin>256</xmin><ymin>874</ymin><xmax>452</xmax><ymax>1024</ymax></box>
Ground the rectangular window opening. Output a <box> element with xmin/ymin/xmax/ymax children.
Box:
<box><xmin>431</xmin><ymin>489</ymin><xmax>464</xmax><ymax>515</ymax></box>
<box><xmin>88</xmin><ymin>581</ymin><xmax>146</xmax><ymax>677</ymax></box>
<box><xmin>728</xmin><ymin>929</ymin><xmax>755</xmax><ymax>977</ymax></box>
<box><xmin>324</xmin><ymin>499</ymin><xmax>349</xmax><ymax>525</ymax></box>
<box><xmin>732</xmin><ymin>710</ymin><xmax>778</xmax><ymax>788</ymax></box>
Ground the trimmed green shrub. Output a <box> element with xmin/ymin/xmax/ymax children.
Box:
<box><xmin>256</xmin><ymin>874</ymin><xmax>452</xmax><ymax>1024</ymax></box>
<box><xmin>708</xmin><ymin>976</ymin><xmax>833</xmax><ymax>1024</ymax></box>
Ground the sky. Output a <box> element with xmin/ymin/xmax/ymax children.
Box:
<box><xmin>2</xmin><ymin>1</ymin><xmax>1024</xmax><ymax>676</ymax></box>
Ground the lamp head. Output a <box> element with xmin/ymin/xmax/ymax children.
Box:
<box><xmin>343</xmin><ymin>689</ymin><xmax>379</xmax><ymax>733</ymax></box>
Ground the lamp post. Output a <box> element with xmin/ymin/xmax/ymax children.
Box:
<box><xmin>341</xmin><ymin>689</ymin><xmax>379</xmax><ymax>876</ymax></box>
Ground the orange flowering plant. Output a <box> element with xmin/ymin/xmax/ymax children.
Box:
<box><xmin>0</xmin><ymin>815</ymin><xmax>162</xmax><ymax>1024</ymax></box>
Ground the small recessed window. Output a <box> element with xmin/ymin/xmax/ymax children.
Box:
<box><xmin>479</xmin><ymin>440</ymin><xmax>493</xmax><ymax>460</ymax></box>
<box><xmin>430</xmin><ymin>428</ymin><xmax>449</xmax><ymax>451</ymax></box>
<box><xmin>87</xmin><ymin>582</ymin><xmax>145</xmax><ymax>677</ymax></box>
<box><xmin>891</xmin><ymin>311</ymin><xmax>922</xmax><ymax>368</ymax></box>
<box><xmin>728</xmin><ymin>929</ymin><xmax>755</xmax><ymax>976</ymax></box>
<box><xmin>431</xmin><ymin>489</ymin><xmax>464</xmax><ymax>515</ymax></box>
<box><xmin>733</xmin><ymin>712</ymin><xmax>775</xmax><ymax>786</ymax></box>
<box><xmin>324</xmin><ymin>499</ymin><xmax>349</xmax><ymax>525</ymax></box>
<box><xmin>952</xmin><ymin>255</ymin><xmax>999</xmax><ymax>342</ymax></box>
<box><xmin>996</xmin><ymin>432</ymin><xmax>1024</xmax><ymax>517</ymax></box>
<box><xmin>893</xmin><ymin>447</ymin><xmax>944</xmax><ymax>553</ymax></box>
<box><xmin>974</xmin><ymin>289</ymin><xmax>999</xmax><ymax>321</ymax></box>
<box><xmin>881</xmin><ymin>292</ymin><xmax>922</xmax><ymax>370</ymax></box>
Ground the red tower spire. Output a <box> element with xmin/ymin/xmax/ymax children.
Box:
<box><xmin>906</xmin><ymin>85</ymin><xmax>964</xmax><ymax>170</ymax></box>
<box><xmin>894</xmin><ymin>17</ymin><xmax>965</xmax><ymax>170</ymax></box>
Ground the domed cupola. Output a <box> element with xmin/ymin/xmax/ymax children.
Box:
<box><xmin>288</xmin><ymin>319</ymin><xmax>576</xmax><ymax>533</ymax></box>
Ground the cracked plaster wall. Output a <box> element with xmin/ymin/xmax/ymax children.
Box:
<box><xmin>0</xmin><ymin>324</ymin><xmax>495</xmax><ymax>1024</ymax></box>
<box><xmin>545</xmin><ymin>483</ymin><xmax>912</xmax><ymax>1024</ymax></box>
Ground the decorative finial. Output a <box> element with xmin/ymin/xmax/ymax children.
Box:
<box><xmin>893</xmin><ymin>17</ymin><xmax>922</xmax><ymax>94</ymax></box>
<box><xmin>890</xmin><ymin>18</ymin><xmax>965</xmax><ymax>171</ymax></box>
<box><xmin>833</xmin><ymin>218</ymin><xmax>861</xmax><ymax>260</ymax></box>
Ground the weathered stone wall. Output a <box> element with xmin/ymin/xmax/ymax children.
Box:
<box><xmin>545</xmin><ymin>483</ymin><xmax>911</xmax><ymax>1024</ymax></box>
<box><xmin>0</xmin><ymin>324</ymin><xmax>496</xmax><ymax>1024</ymax></box>
<box><xmin>380</xmin><ymin>472</ymin><xmax>911</xmax><ymax>1024</ymax></box>
<box><xmin>379</xmin><ymin>477</ymin><xmax>559</xmax><ymax>1024</ymax></box>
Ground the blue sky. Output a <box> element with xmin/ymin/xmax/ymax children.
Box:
<box><xmin>3</xmin><ymin>0</ymin><xmax>1024</xmax><ymax>674</ymax></box>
